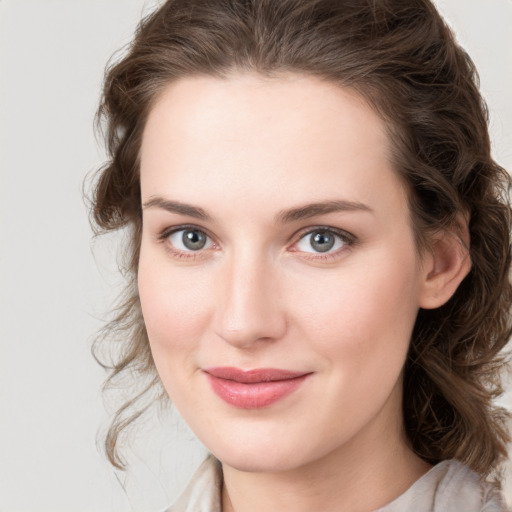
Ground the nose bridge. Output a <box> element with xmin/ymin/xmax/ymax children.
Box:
<box><xmin>214</xmin><ymin>245</ymin><xmax>286</xmax><ymax>347</ymax></box>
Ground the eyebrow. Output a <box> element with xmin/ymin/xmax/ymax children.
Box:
<box><xmin>142</xmin><ymin>196</ymin><xmax>372</xmax><ymax>223</ymax></box>
<box><xmin>275</xmin><ymin>200</ymin><xmax>373</xmax><ymax>223</ymax></box>
<box><xmin>142</xmin><ymin>196</ymin><xmax>212</xmax><ymax>220</ymax></box>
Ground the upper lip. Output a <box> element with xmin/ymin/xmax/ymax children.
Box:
<box><xmin>203</xmin><ymin>367</ymin><xmax>310</xmax><ymax>383</ymax></box>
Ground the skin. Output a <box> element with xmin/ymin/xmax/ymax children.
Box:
<box><xmin>138</xmin><ymin>73</ymin><xmax>470</xmax><ymax>511</ymax></box>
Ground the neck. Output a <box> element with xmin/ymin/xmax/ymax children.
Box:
<box><xmin>221</xmin><ymin>395</ymin><xmax>431</xmax><ymax>512</ymax></box>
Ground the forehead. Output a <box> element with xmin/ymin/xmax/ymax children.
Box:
<box><xmin>140</xmin><ymin>72</ymin><xmax>406</xmax><ymax>217</ymax></box>
<box><xmin>141</xmin><ymin>72</ymin><xmax>389</xmax><ymax>160</ymax></box>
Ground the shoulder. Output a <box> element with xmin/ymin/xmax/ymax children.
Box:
<box><xmin>162</xmin><ymin>457</ymin><xmax>509</xmax><ymax>512</ymax></box>
<box><xmin>377</xmin><ymin>460</ymin><xmax>510</xmax><ymax>512</ymax></box>
<box><xmin>163</xmin><ymin>455</ymin><xmax>222</xmax><ymax>512</ymax></box>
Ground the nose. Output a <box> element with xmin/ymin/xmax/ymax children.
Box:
<box><xmin>213</xmin><ymin>251</ymin><xmax>287</xmax><ymax>349</ymax></box>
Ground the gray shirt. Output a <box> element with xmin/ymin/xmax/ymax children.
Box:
<box><xmin>166</xmin><ymin>455</ymin><xmax>510</xmax><ymax>512</ymax></box>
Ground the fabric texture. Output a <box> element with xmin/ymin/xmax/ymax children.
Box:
<box><xmin>165</xmin><ymin>456</ymin><xmax>510</xmax><ymax>512</ymax></box>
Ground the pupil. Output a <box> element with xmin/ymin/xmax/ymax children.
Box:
<box><xmin>183</xmin><ymin>230</ymin><xmax>206</xmax><ymax>250</ymax></box>
<box><xmin>311</xmin><ymin>231</ymin><xmax>334</xmax><ymax>253</ymax></box>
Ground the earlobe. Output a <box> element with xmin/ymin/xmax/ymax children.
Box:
<box><xmin>418</xmin><ymin>214</ymin><xmax>472</xmax><ymax>310</ymax></box>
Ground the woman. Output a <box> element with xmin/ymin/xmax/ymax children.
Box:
<box><xmin>91</xmin><ymin>0</ymin><xmax>512</xmax><ymax>510</ymax></box>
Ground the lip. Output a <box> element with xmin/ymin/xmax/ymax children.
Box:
<box><xmin>203</xmin><ymin>367</ymin><xmax>311</xmax><ymax>409</ymax></box>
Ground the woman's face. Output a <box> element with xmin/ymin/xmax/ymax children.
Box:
<box><xmin>138</xmin><ymin>73</ymin><xmax>430</xmax><ymax>472</ymax></box>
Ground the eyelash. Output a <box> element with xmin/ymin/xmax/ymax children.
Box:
<box><xmin>290</xmin><ymin>226</ymin><xmax>356</xmax><ymax>261</ymax></box>
<box><xmin>157</xmin><ymin>225</ymin><xmax>356</xmax><ymax>262</ymax></box>
<box><xmin>157</xmin><ymin>224</ymin><xmax>217</xmax><ymax>260</ymax></box>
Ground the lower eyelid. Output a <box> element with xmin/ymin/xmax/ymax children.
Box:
<box><xmin>156</xmin><ymin>225</ymin><xmax>354</xmax><ymax>262</ymax></box>
<box><xmin>166</xmin><ymin>230</ymin><xmax>225</xmax><ymax>264</ymax></box>
<box><xmin>162</xmin><ymin>240</ymin><xmax>213</xmax><ymax>261</ymax></box>
<box><xmin>158</xmin><ymin>225</ymin><xmax>215</xmax><ymax>248</ymax></box>
<box><xmin>293</xmin><ymin>229</ymin><xmax>353</xmax><ymax>252</ymax></box>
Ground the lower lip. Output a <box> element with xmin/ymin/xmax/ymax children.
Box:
<box><xmin>205</xmin><ymin>373</ymin><xmax>309</xmax><ymax>409</ymax></box>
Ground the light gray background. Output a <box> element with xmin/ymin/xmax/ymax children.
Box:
<box><xmin>0</xmin><ymin>1</ymin><xmax>511</xmax><ymax>511</ymax></box>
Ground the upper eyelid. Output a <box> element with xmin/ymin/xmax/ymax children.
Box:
<box><xmin>158</xmin><ymin>224</ymin><xmax>214</xmax><ymax>240</ymax></box>
<box><xmin>160</xmin><ymin>226</ymin><xmax>217</xmax><ymax>258</ymax></box>
<box><xmin>157</xmin><ymin>224</ymin><xmax>355</xmax><ymax>249</ymax></box>
<box><xmin>292</xmin><ymin>225</ymin><xmax>355</xmax><ymax>243</ymax></box>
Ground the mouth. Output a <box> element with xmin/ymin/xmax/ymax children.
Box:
<box><xmin>203</xmin><ymin>367</ymin><xmax>311</xmax><ymax>409</ymax></box>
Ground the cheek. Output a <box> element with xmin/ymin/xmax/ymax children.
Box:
<box><xmin>137</xmin><ymin>263</ymin><xmax>210</xmax><ymax>417</ymax></box>
<box><xmin>290</xmin><ymin>250</ymin><xmax>421</xmax><ymax>374</ymax></box>
<box><xmin>289</xmin><ymin>255</ymin><xmax>421</xmax><ymax>436</ymax></box>
<box><xmin>137</xmin><ymin>250</ymin><xmax>211</xmax><ymax>370</ymax></box>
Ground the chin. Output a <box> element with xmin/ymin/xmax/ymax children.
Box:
<box><xmin>214</xmin><ymin>447</ymin><xmax>302</xmax><ymax>473</ymax></box>
<box><xmin>203</xmin><ymin>427</ymin><xmax>327</xmax><ymax>474</ymax></box>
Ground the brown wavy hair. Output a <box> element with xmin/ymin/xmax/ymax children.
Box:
<box><xmin>91</xmin><ymin>0</ymin><xmax>512</xmax><ymax>474</ymax></box>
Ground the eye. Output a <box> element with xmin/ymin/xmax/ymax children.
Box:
<box><xmin>295</xmin><ymin>229</ymin><xmax>349</xmax><ymax>254</ymax></box>
<box><xmin>167</xmin><ymin>228</ymin><xmax>213</xmax><ymax>252</ymax></box>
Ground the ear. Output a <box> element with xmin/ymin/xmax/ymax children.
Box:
<box><xmin>418</xmin><ymin>213</ymin><xmax>472</xmax><ymax>310</ymax></box>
